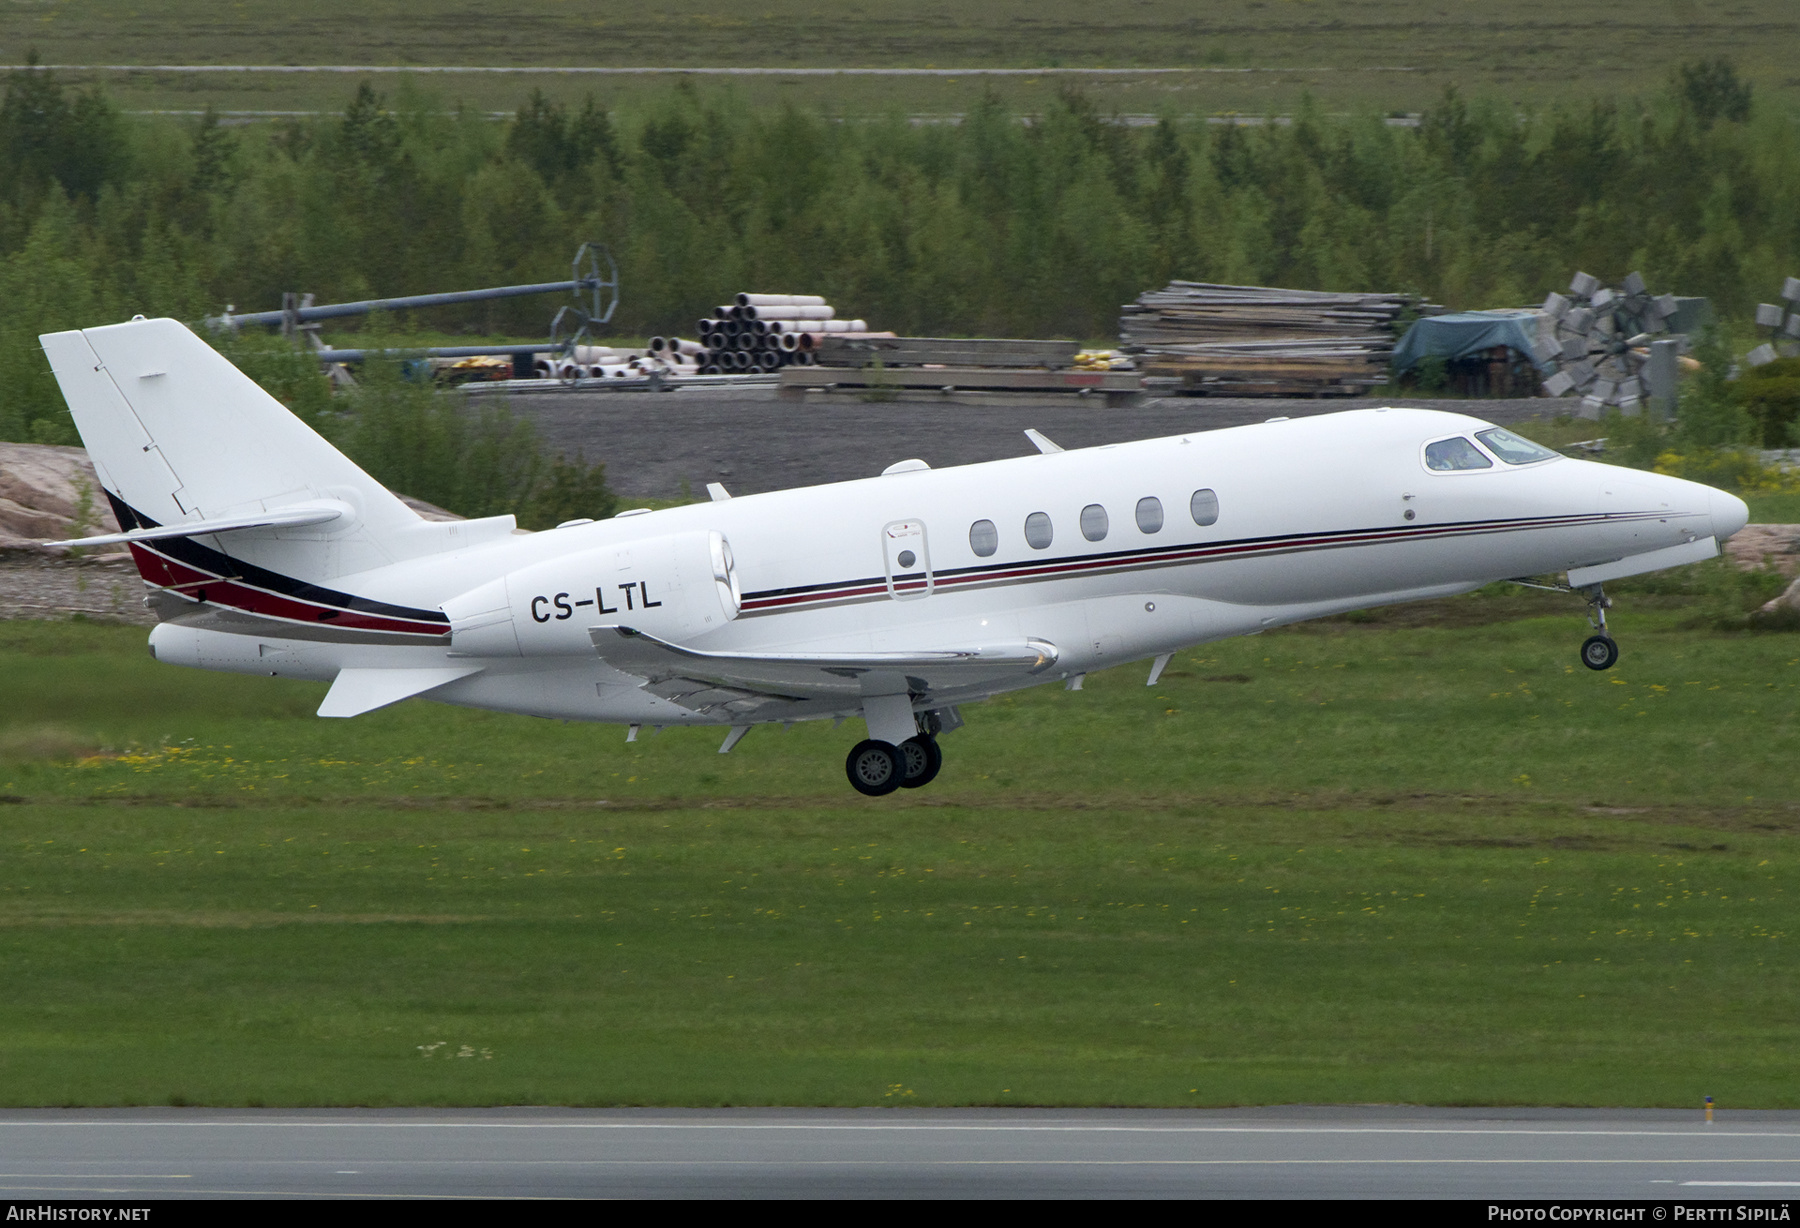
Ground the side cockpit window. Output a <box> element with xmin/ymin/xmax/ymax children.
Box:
<box><xmin>1475</xmin><ymin>427</ymin><xmax>1559</xmax><ymax>466</ymax></box>
<box><xmin>1424</xmin><ymin>436</ymin><xmax>1493</xmax><ymax>472</ymax></box>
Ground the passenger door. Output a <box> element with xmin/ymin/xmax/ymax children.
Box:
<box><xmin>882</xmin><ymin>520</ymin><xmax>932</xmax><ymax>600</ymax></box>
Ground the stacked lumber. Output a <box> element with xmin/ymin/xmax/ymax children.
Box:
<box><xmin>1119</xmin><ymin>281</ymin><xmax>1432</xmax><ymax>396</ymax></box>
<box><xmin>813</xmin><ymin>337</ymin><xmax>1079</xmax><ymax>369</ymax></box>
<box><xmin>780</xmin><ymin>335</ymin><xmax>1142</xmax><ymax>405</ymax></box>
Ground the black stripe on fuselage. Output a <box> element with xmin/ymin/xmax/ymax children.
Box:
<box><xmin>106</xmin><ymin>491</ymin><xmax>449</xmax><ymax>626</ymax></box>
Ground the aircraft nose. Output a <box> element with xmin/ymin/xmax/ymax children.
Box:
<box><xmin>1710</xmin><ymin>487</ymin><xmax>1750</xmax><ymax>542</ymax></box>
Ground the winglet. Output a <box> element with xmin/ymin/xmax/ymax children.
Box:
<box><xmin>1024</xmin><ymin>429</ymin><xmax>1063</xmax><ymax>454</ymax></box>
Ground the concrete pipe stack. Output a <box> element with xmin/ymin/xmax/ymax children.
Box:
<box><xmin>691</xmin><ymin>292</ymin><xmax>892</xmax><ymax>374</ymax></box>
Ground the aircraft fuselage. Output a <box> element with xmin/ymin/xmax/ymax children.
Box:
<box><xmin>140</xmin><ymin>406</ymin><xmax>1744</xmax><ymax>735</ymax></box>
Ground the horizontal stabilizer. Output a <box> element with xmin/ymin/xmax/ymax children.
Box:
<box><xmin>1567</xmin><ymin>535</ymin><xmax>1718</xmax><ymax>587</ymax></box>
<box><xmin>590</xmin><ymin>626</ymin><xmax>1059</xmax><ymax>700</ymax></box>
<box><xmin>317</xmin><ymin>665</ymin><xmax>484</xmax><ymax>718</ymax></box>
<box><xmin>45</xmin><ymin>502</ymin><xmax>348</xmax><ymax>549</ymax></box>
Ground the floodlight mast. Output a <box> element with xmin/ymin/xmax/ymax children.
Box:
<box><xmin>205</xmin><ymin>242</ymin><xmax>620</xmax><ymax>366</ymax></box>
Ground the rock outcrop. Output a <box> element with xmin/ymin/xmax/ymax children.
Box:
<box><xmin>0</xmin><ymin>442</ymin><xmax>120</xmax><ymax>550</ymax></box>
<box><xmin>1723</xmin><ymin>524</ymin><xmax>1800</xmax><ymax>578</ymax></box>
<box><xmin>1757</xmin><ymin>575</ymin><xmax>1800</xmax><ymax>620</ymax></box>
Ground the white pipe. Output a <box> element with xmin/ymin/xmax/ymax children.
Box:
<box><xmin>573</xmin><ymin>344</ymin><xmax>630</xmax><ymax>365</ymax></box>
<box><xmin>737</xmin><ymin>293</ymin><xmax>828</xmax><ymax>308</ymax></box>
<box><xmin>753</xmin><ymin>306</ymin><xmax>836</xmax><ymax>322</ymax></box>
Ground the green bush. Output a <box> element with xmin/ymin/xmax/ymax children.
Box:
<box><xmin>1735</xmin><ymin>357</ymin><xmax>1800</xmax><ymax>447</ymax></box>
<box><xmin>1411</xmin><ymin>354</ymin><xmax>1449</xmax><ymax>393</ymax></box>
<box><xmin>292</xmin><ymin>355</ymin><xmax>615</xmax><ymax>529</ymax></box>
<box><xmin>333</xmin><ymin>358</ymin><xmax>543</xmax><ymax>521</ymax></box>
<box><xmin>1651</xmin><ymin>447</ymin><xmax>1799</xmax><ymax>494</ymax></box>
<box><xmin>516</xmin><ymin>451</ymin><xmax>619</xmax><ymax>531</ymax></box>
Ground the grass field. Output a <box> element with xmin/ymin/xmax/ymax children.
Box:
<box><xmin>1</xmin><ymin>592</ymin><xmax>1796</xmax><ymax>1108</ymax></box>
<box><xmin>7</xmin><ymin>1</ymin><xmax>1798</xmax><ymax>117</ymax></box>
<box><xmin>1747</xmin><ymin>493</ymin><xmax>1800</xmax><ymax>524</ymax></box>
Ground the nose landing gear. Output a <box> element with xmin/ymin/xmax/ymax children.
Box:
<box><xmin>1504</xmin><ymin>577</ymin><xmax>1621</xmax><ymax>670</ymax></box>
<box><xmin>1580</xmin><ymin>633</ymin><xmax>1619</xmax><ymax>671</ymax></box>
<box><xmin>1578</xmin><ymin>584</ymin><xmax>1619</xmax><ymax>671</ymax></box>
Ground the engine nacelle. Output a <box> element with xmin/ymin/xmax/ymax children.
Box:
<box><xmin>441</xmin><ymin>530</ymin><xmax>741</xmax><ymax>657</ymax></box>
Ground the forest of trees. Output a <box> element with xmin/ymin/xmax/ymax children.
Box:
<box><xmin>0</xmin><ymin>57</ymin><xmax>1794</xmax><ymax>495</ymax></box>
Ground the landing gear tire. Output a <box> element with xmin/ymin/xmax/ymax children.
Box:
<box><xmin>846</xmin><ymin>739</ymin><xmax>903</xmax><ymax>796</ymax></box>
<box><xmin>897</xmin><ymin>735</ymin><xmax>942</xmax><ymax>789</ymax></box>
<box><xmin>1581</xmin><ymin>634</ymin><xmax>1619</xmax><ymax>671</ymax></box>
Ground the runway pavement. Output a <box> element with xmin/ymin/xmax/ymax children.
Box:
<box><xmin>1</xmin><ymin>1106</ymin><xmax>1796</xmax><ymax>1200</ymax></box>
<box><xmin>502</xmin><ymin>388</ymin><xmax>1556</xmax><ymax>502</ymax></box>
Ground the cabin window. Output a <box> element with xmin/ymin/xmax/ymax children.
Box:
<box><xmin>1080</xmin><ymin>504</ymin><xmax>1109</xmax><ymax>542</ymax></box>
<box><xmin>1135</xmin><ymin>496</ymin><xmax>1164</xmax><ymax>533</ymax></box>
<box><xmin>1424</xmin><ymin>437</ymin><xmax>1493</xmax><ymax>471</ymax></box>
<box><xmin>1190</xmin><ymin>489</ymin><xmax>1219</xmax><ymax>526</ymax></box>
<box><xmin>969</xmin><ymin>519</ymin><xmax>998</xmax><ymax>557</ymax></box>
<box><xmin>1476</xmin><ymin>427</ymin><xmax>1559</xmax><ymax>466</ymax></box>
<box><xmin>1024</xmin><ymin>512</ymin><xmax>1054</xmax><ymax>550</ymax></box>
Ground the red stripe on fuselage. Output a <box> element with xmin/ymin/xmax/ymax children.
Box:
<box><xmin>128</xmin><ymin>542</ymin><xmax>449</xmax><ymax>638</ymax></box>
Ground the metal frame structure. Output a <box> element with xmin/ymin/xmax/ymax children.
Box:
<box><xmin>207</xmin><ymin>242</ymin><xmax>619</xmax><ymax>369</ymax></box>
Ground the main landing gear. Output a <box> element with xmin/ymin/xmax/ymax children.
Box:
<box><xmin>844</xmin><ymin>709</ymin><xmax>950</xmax><ymax>796</ymax></box>
<box><xmin>845</xmin><ymin>734</ymin><xmax>942</xmax><ymax>796</ymax></box>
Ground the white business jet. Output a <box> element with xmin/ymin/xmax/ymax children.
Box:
<box><xmin>43</xmin><ymin>318</ymin><xmax>1749</xmax><ymax>795</ymax></box>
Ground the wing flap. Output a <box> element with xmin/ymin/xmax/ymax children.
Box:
<box><xmin>589</xmin><ymin>626</ymin><xmax>1059</xmax><ymax>701</ymax></box>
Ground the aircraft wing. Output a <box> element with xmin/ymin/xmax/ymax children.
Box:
<box><xmin>589</xmin><ymin>625</ymin><xmax>1060</xmax><ymax>703</ymax></box>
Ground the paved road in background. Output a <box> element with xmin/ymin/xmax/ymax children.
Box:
<box><xmin>502</xmin><ymin>390</ymin><xmax>1555</xmax><ymax>501</ymax></box>
<box><xmin>0</xmin><ymin>1107</ymin><xmax>1793</xmax><ymax>1200</ymax></box>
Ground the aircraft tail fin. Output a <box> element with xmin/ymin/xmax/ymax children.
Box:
<box><xmin>41</xmin><ymin>316</ymin><xmax>418</xmax><ymax>535</ymax></box>
<box><xmin>38</xmin><ymin>317</ymin><xmax>450</xmax><ymax>584</ymax></box>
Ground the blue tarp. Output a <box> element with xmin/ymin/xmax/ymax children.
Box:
<box><xmin>1392</xmin><ymin>309</ymin><xmax>1550</xmax><ymax>374</ymax></box>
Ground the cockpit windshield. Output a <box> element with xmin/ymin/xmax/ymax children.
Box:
<box><xmin>1424</xmin><ymin>437</ymin><xmax>1492</xmax><ymax>471</ymax></box>
<box><xmin>1475</xmin><ymin>427</ymin><xmax>1560</xmax><ymax>466</ymax></box>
